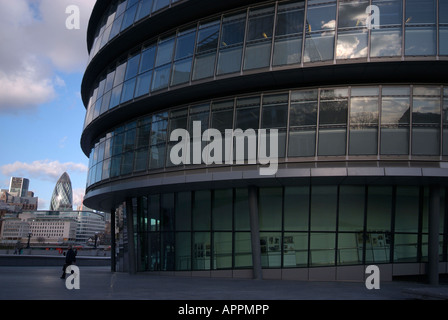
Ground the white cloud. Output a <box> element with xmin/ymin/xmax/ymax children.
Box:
<box><xmin>1</xmin><ymin>160</ymin><xmax>88</xmax><ymax>182</ymax></box>
<box><xmin>0</xmin><ymin>0</ymin><xmax>95</xmax><ymax>114</ymax></box>
<box><xmin>73</xmin><ymin>188</ymin><xmax>86</xmax><ymax>209</ymax></box>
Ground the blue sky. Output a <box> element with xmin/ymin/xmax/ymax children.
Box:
<box><xmin>0</xmin><ymin>0</ymin><xmax>96</xmax><ymax>209</ymax></box>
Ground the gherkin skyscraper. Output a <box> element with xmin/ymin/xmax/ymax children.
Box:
<box><xmin>49</xmin><ymin>172</ymin><xmax>73</xmax><ymax>211</ymax></box>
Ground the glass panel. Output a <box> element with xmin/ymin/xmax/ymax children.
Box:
<box><xmin>273</xmin><ymin>1</ymin><xmax>305</xmax><ymax>66</ymax></box>
<box><xmin>212</xmin><ymin>189</ymin><xmax>232</xmax><ymax>231</ymax></box>
<box><xmin>443</xmin><ymin>99</ymin><xmax>448</xmax><ymax>155</ymax></box>
<box><xmin>120</xmin><ymin>78</ymin><xmax>136</xmax><ymax>103</ymax></box>
<box><xmin>310</xmin><ymin>233</ymin><xmax>335</xmax><ymax>266</ymax></box>
<box><xmin>260</xmin><ymin>232</ymin><xmax>282</xmax><ymax>268</ymax></box>
<box><xmin>261</xmin><ymin>94</ymin><xmax>288</xmax><ymax>128</ymax></box>
<box><xmin>371</xmin><ymin>0</ymin><xmax>402</xmax><ymax>26</ymax></box>
<box><xmin>193</xmin><ymin>190</ymin><xmax>211</xmax><ymax>231</ymax></box>
<box><xmin>366</xmin><ymin>186</ymin><xmax>392</xmax><ymax>232</ymax></box>
<box><xmin>283</xmin><ymin>233</ymin><xmax>308</xmax><ymax>267</ymax></box>
<box><xmin>338</xmin><ymin>233</ymin><xmax>362</xmax><ymax>265</ymax></box>
<box><xmin>175</xmin><ymin>191</ymin><xmax>191</xmax><ymax>231</ymax></box>
<box><xmin>235</xmin><ymin>188</ymin><xmax>250</xmax><ymax>231</ymax></box>
<box><xmin>109</xmin><ymin>84</ymin><xmax>123</xmax><ymax>109</ymax></box>
<box><xmin>235</xmin><ymin>232</ymin><xmax>252</xmax><ymax>267</ymax></box>
<box><xmin>244</xmin><ymin>5</ymin><xmax>275</xmax><ymax>70</ymax></box>
<box><xmin>125</xmin><ymin>54</ymin><xmax>140</xmax><ymax>81</ymax></box>
<box><xmin>217</xmin><ymin>47</ymin><xmax>243</xmax><ymax>75</ymax></box>
<box><xmin>365</xmin><ymin>186</ymin><xmax>392</xmax><ymax>263</ymax></box>
<box><xmin>176</xmin><ymin>232</ymin><xmax>191</xmax><ymax>271</ymax></box>
<box><xmin>121</xmin><ymin>4</ymin><xmax>138</xmax><ymax>31</ymax></box>
<box><xmin>370</xmin><ymin>28</ymin><xmax>402</xmax><ymax>57</ymax></box>
<box><xmin>155</xmin><ymin>37</ymin><xmax>175</xmax><ymax>67</ymax></box>
<box><xmin>235</xmin><ymin>96</ymin><xmax>260</xmax><ymax>130</ymax></box>
<box><xmin>192</xmin><ymin>53</ymin><xmax>215</xmax><ymax>80</ymax></box>
<box><xmin>221</xmin><ymin>12</ymin><xmax>246</xmax><ymax>47</ymax></box>
<box><xmin>140</xmin><ymin>45</ymin><xmax>156</xmax><ymax>73</ymax></box>
<box><xmin>380</xmin><ymin>95</ymin><xmax>410</xmax><ymax>155</ymax></box>
<box><xmin>304</xmin><ymin>31</ymin><xmax>335</xmax><ymax>62</ymax></box>
<box><xmin>171</xmin><ymin>58</ymin><xmax>192</xmax><ymax>86</ymax></box>
<box><xmin>337</xmin><ymin>0</ymin><xmax>369</xmax><ymax>29</ymax></box>
<box><xmin>213</xmin><ymin>232</ymin><xmax>232</xmax><ymax>269</ymax></box>
<box><xmin>153</xmin><ymin>0</ymin><xmax>170</xmax><ymax>12</ymax></box>
<box><xmin>349</xmin><ymin>96</ymin><xmax>379</xmax><ymax>155</ymax></box>
<box><xmin>196</xmin><ymin>20</ymin><xmax>220</xmax><ymax>54</ymax></box>
<box><xmin>134</xmin><ymin>71</ymin><xmax>152</xmax><ymax>97</ymax></box>
<box><xmin>306</xmin><ymin>1</ymin><xmax>337</xmax><ymax>33</ymax></box>
<box><xmin>284</xmin><ymin>186</ymin><xmax>309</xmax><ymax>231</ymax></box>
<box><xmin>310</xmin><ymin>186</ymin><xmax>337</xmax><ymax>231</ymax></box>
<box><xmin>336</xmin><ymin>29</ymin><xmax>368</xmax><ymax>59</ymax></box>
<box><xmin>151</xmin><ymin>64</ymin><xmax>171</xmax><ymax>91</ymax></box>
<box><xmin>259</xmin><ymin>188</ymin><xmax>282</xmax><ymax>231</ymax></box>
<box><xmin>113</xmin><ymin>62</ymin><xmax>127</xmax><ymax>87</ymax></box>
<box><xmin>395</xmin><ymin>186</ymin><xmax>419</xmax><ymax>232</ymax></box>
<box><xmin>405</xmin><ymin>26</ymin><xmax>436</xmax><ymax>56</ymax></box>
<box><xmin>412</xmin><ymin>96</ymin><xmax>441</xmax><ymax>155</ymax></box>
<box><xmin>161</xmin><ymin>193</ymin><xmax>175</xmax><ymax>232</ymax></box>
<box><xmin>136</xmin><ymin>0</ymin><xmax>153</xmax><ymax>21</ymax></box>
<box><xmin>175</xmin><ymin>29</ymin><xmax>196</xmax><ymax>60</ymax></box>
<box><xmin>339</xmin><ymin>186</ymin><xmax>365</xmax><ymax>232</ymax></box>
<box><xmin>394</xmin><ymin>234</ymin><xmax>418</xmax><ymax>262</ymax></box>
<box><xmin>405</xmin><ymin>0</ymin><xmax>436</xmax><ymax>24</ymax></box>
<box><xmin>193</xmin><ymin>232</ymin><xmax>210</xmax><ymax>270</ymax></box>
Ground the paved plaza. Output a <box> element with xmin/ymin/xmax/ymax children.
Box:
<box><xmin>0</xmin><ymin>266</ymin><xmax>447</xmax><ymax>301</ymax></box>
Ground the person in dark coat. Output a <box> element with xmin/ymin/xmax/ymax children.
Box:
<box><xmin>60</xmin><ymin>245</ymin><xmax>77</xmax><ymax>279</ymax></box>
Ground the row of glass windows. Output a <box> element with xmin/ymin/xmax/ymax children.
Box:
<box><xmin>84</xmin><ymin>0</ymin><xmax>448</xmax><ymax>128</ymax></box>
<box><xmin>86</xmin><ymin>85</ymin><xmax>448</xmax><ymax>188</ymax></box>
<box><xmin>129</xmin><ymin>185</ymin><xmax>446</xmax><ymax>271</ymax></box>
<box><xmin>89</xmin><ymin>0</ymin><xmax>183</xmax><ymax>61</ymax></box>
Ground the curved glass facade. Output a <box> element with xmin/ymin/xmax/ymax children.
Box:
<box><xmin>126</xmin><ymin>185</ymin><xmax>446</xmax><ymax>272</ymax></box>
<box><xmin>86</xmin><ymin>84</ymin><xmax>447</xmax><ymax>188</ymax></box>
<box><xmin>83</xmin><ymin>0</ymin><xmax>448</xmax><ymax>129</ymax></box>
<box><xmin>89</xmin><ymin>0</ymin><xmax>185</xmax><ymax>62</ymax></box>
<box><xmin>83</xmin><ymin>0</ymin><xmax>448</xmax><ymax>279</ymax></box>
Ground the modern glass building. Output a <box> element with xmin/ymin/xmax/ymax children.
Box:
<box><xmin>50</xmin><ymin>172</ymin><xmax>73</xmax><ymax>211</ymax></box>
<box><xmin>81</xmin><ymin>0</ymin><xmax>448</xmax><ymax>281</ymax></box>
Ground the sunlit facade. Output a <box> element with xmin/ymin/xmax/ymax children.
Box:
<box><xmin>81</xmin><ymin>0</ymin><xmax>448</xmax><ymax>281</ymax></box>
<box><xmin>49</xmin><ymin>172</ymin><xmax>73</xmax><ymax>212</ymax></box>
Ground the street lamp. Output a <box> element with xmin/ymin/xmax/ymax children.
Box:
<box><xmin>26</xmin><ymin>232</ymin><xmax>32</xmax><ymax>249</ymax></box>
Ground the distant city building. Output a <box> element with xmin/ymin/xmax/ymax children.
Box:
<box><xmin>9</xmin><ymin>177</ymin><xmax>29</xmax><ymax>197</ymax></box>
<box><xmin>49</xmin><ymin>172</ymin><xmax>73</xmax><ymax>211</ymax></box>
<box><xmin>0</xmin><ymin>210</ymin><xmax>106</xmax><ymax>246</ymax></box>
<box><xmin>0</xmin><ymin>190</ymin><xmax>38</xmax><ymax>212</ymax></box>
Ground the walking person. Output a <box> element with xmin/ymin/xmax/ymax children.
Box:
<box><xmin>60</xmin><ymin>245</ymin><xmax>77</xmax><ymax>279</ymax></box>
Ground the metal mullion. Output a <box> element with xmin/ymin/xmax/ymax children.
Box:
<box><xmin>240</xmin><ymin>8</ymin><xmax>250</xmax><ymax>74</ymax></box>
<box><xmin>301</xmin><ymin>0</ymin><xmax>308</xmax><ymax>68</ymax></box>
<box><xmin>285</xmin><ymin>90</ymin><xmax>292</xmax><ymax>160</ymax></box>
<box><xmin>315</xmin><ymin>88</ymin><xmax>321</xmax><ymax>158</ymax></box>
<box><xmin>378</xmin><ymin>85</ymin><xmax>382</xmax><ymax>158</ymax></box>
<box><xmin>346</xmin><ymin>87</ymin><xmax>351</xmax><ymax>158</ymax></box>
<box><xmin>213</xmin><ymin>14</ymin><xmax>224</xmax><ymax>79</ymax></box>
<box><xmin>409</xmin><ymin>84</ymin><xmax>413</xmax><ymax>158</ymax></box>
<box><xmin>269</xmin><ymin>1</ymin><xmax>279</xmax><ymax>70</ymax></box>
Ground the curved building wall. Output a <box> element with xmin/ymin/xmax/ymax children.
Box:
<box><xmin>82</xmin><ymin>0</ymin><xmax>448</xmax><ymax>280</ymax></box>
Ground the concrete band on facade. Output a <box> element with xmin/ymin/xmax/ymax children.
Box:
<box><xmin>81</xmin><ymin>0</ymin><xmax>448</xmax><ymax>282</ymax></box>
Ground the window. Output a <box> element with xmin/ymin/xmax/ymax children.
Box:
<box><xmin>370</xmin><ymin>0</ymin><xmax>402</xmax><ymax>57</ymax></box>
<box><xmin>273</xmin><ymin>1</ymin><xmax>305</xmax><ymax>66</ymax></box>
<box><xmin>318</xmin><ymin>89</ymin><xmax>348</xmax><ymax>156</ymax></box>
<box><xmin>336</xmin><ymin>0</ymin><xmax>369</xmax><ymax>59</ymax></box>
<box><xmin>304</xmin><ymin>1</ymin><xmax>336</xmax><ymax>62</ymax></box>
<box><xmin>171</xmin><ymin>27</ymin><xmax>196</xmax><ymax>86</ymax></box>
<box><xmin>380</xmin><ymin>87</ymin><xmax>410</xmax><ymax>155</ymax></box>
<box><xmin>412</xmin><ymin>87</ymin><xmax>441</xmax><ymax>155</ymax></box>
<box><xmin>217</xmin><ymin>11</ymin><xmax>246</xmax><ymax>75</ymax></box>
<box><xmin>405</xmin><ymin>0</ymin><xmax>436</xmax><ymax>56</ymax></box>
<box><xmin>193</xmin><ymin>20</ymin><xmax>220</xmax><ymax>80</ymax></box>
<box><xmin>289</xmin><ymin>89</ymin><xmax>318</xmax><ymax>157</ymax></box>
<box><xmin>152</xmin><ymin>36</ymin><xmax>175</xmax><ymax>91</ymax></box>
<box><xmin>261</xmin><ymin>94</ymin><xmax>288</xmax><ymax>157</ymax></box>
<box><xmin>349</xmin><ymin>87</ymin><xmax>379</xmax><ymax>155</ymax></box>
<box><xmin>244</xmin><ymin>5</ymin><xmax>275</xmax><ymax>70</ymax></box>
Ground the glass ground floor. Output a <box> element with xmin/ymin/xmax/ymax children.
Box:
<box><xmin>113</xmin><ymin>183</ymin><xmax>447</xmax><ymax>273</ymax></box>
